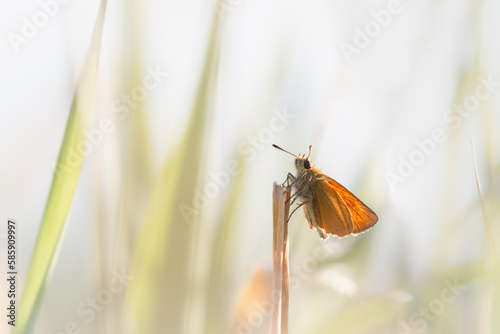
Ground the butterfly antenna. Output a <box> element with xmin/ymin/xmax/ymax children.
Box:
<box><xmin>272</xmin><ymin>144</ymin><xmax>297</xmax><ymax>157</ymax></box>
<box><xmin>306</xmin><ymin>145</ymin><xmax>312</xmax><ymax>159</ymax></box>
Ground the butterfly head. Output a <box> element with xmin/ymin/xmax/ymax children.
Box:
<box><xmin>272</xmin><ymin>144</ymin><xmax>314</xmax><ymax>172</ymax></box>
<box><xmin>294</xmin><ymin>145</ymin><xmax>314</xmax><ymax>172</ymax></box>
<box><xmin>295</xmin><ymin>155</ymin><xmax>314</xmax><ymax>172</ymax></box>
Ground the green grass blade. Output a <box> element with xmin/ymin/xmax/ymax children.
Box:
<box><xmin>15</xmin><ymin>2</ymin><xmax>108</xmax><ymax>333</ymax></box>
<box><xmin>125</xmin><ymin>12</ymin><xmax>221</xmax><ymax>334</ymax></box>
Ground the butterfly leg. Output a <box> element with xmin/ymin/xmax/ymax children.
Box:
<box><xmin>286</xmin><ymin>199</ymin><xmax>310</xmax><ymax>223</ymax></box>
<box><xmin>282</xmin><ymin>173</ymin><xmax>296</xmax><ymax>187</ymax></box>
<box><xmin>284</xmin><ymin>171</ymin><xmax>309</xmax><ymax>188</ymax></box>
<box><xmin>285</xmin><ymin>173</ymin><xmax>310</xmax><ymax>205</ymax></box>
<box><xmin>287</xmin><ymin>178</ymin><xmax>314</xmax><ymax>222</ymax></box>
<box><xmin>288</xmin><ymin>174</ymin><xmax>313</xmax><ymax>205</ymax></box>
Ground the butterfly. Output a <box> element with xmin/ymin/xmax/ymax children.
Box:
<box><xmin>274</xmin><ymin>144</ymin><xmax>378</xmax><ymax>239</ymax></box>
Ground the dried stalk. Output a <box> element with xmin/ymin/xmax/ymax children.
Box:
<box><xmin>272</xmin><ymin>182</ymin><xmax>291</xmax><ymax>334</ymax></box>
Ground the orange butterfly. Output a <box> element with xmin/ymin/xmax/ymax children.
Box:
<box><xmin>273</xmin><ymin>144</ymin><xmax>378</xmax><ymax>239</ymax></box>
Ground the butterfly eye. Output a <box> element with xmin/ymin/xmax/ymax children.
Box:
<box><xmin>304</xmin><ymin>160</ymin><xmax>311</xmax><ymax>169</ymax></box>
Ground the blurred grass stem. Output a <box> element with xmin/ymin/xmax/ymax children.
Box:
<box><xmin>471</xmin><ymin>141</ymin><xmax>500</xmax><ymax>268</ymax></box>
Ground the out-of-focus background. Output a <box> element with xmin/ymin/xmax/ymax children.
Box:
<box><xmin>1</xmin><ymin>0</ymin><xmax>499</xmax><ymax>333</ymax></box>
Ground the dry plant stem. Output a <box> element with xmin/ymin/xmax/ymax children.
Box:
<box><xmin>272</xmin><ymin>182</ymin><xmax>291</xmax><ymax>334</ymax></box>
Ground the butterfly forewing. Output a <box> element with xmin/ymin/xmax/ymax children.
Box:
<box><xmin>307</xmin><ymin>178</ymin><xmax>354</xmax><ymax>238</ymax></box>
<box><xmin>325</xmin><ymin>176</ymin><xmax>378</xmax><ymax>234</ymax></box>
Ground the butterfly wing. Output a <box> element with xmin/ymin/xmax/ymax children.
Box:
<box><xmin>304</xmin><ymin>178</ymin><xmax>355</xmax><ymax>238</ymax></box>
<box><xmin>302</xmin><ymin>204</ymin><xmax>327</xmax><ymax>239</ymax></box>
<box><xmin>324</xmin><ymin>176</ymin><xmax>378</xmax><ymax>234</ymax></box>
<box><xmin>298</xmin><ymin>176</ymin><xmax>325</xmax><ymax>236</ymax></box>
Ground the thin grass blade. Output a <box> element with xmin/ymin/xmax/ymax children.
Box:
<box><xmin>471</xmin><ymin>140</ymin><xmax>499</xmax><ymax>268</ymax></box>
<box><xmin>15</xmin><ymin>2</ymin><xmax>108</xmax><ymax>333</ymax></box>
